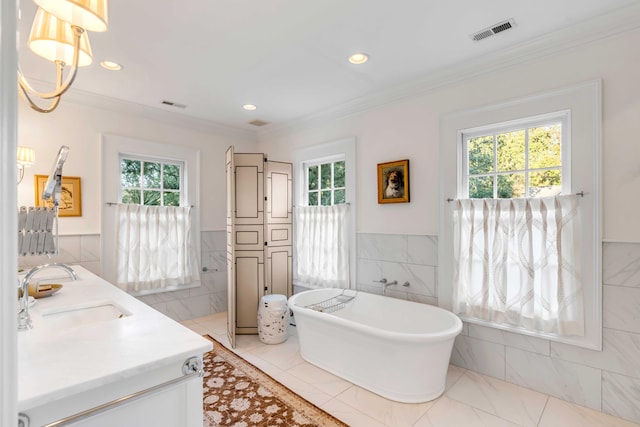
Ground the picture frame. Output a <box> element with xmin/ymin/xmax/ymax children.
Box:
<box><xmin>34</xmin><ymin>174</ymin><xmax>82</xmax><ymax>217</ymax></box>
<box><xmin>377</xmin><ymin>159</ymin><xmax>410</xmax><ymax>204</ymax></box>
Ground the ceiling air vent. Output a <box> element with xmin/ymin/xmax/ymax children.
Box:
<box><xmin>161</xmin><ymin>100</ymin><xmax>187</xmax><ymax>109</ymax></box>
<box><xmin>248</xmin><ymin>119</ymin><xmax>270</xmax><ymax>127</ymax></box>
<box><xmin>471</xmin><ymin>18</ymin><xmax>516</xmax><ymax>42</ymax></box>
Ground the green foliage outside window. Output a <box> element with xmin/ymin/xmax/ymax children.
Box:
<box><xmin>121</xmin><ymin>159</ymin><xmax>141</xmax><ymax>188</ymax></box>
<box><xmin>120</xmin><ymin>158</ymin><xmax>182</xmax><ymax>206</ymax></box>
<box><xmin>306</xmin><ymin>160</ymin><xmax>346</xmax><ymax>206</ymax></box>
<box><xmin>144</xmin><ymin>162</ymin><xmax>161</xmax><ymax>188</ymax></box>
<box><xmin>163</xmin><ymin>164</ymin><xmax>180</xmax><ymax>190</ymax></box>
<box><xmin>467</xmin><ymin>124</ymin><xmax>561</xmax><ymax>199</ymax></box>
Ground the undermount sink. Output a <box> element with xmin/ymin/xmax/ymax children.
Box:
<box><xmin>41</xmin><ymin>303</ymin><xmax>130</xmax><ymax>329</ymax></box>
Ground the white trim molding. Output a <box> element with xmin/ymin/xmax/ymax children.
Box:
<box><xmin>1</xmin><ymin>0</ymin><xmax>19</xmax><ymax>423</ymax></box>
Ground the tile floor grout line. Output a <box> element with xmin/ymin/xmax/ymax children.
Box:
<box><xmin>536</xmin><ymin>394</ymin><xmax>551</xmax><ymax>427</ymax></box>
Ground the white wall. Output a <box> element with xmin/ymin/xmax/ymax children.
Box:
<box><xmin>17</xmin><ymin>99</ymin><xmax>258</xmax><ymax>235</ymax></box>
<box><xmin>258</xmin><ymin>28</ymin><xmax>640</xmax><ymax>242</ymax></box>
<box><xmin>256</xmin><ymin>26</ymin><xmax>640</xmax><ymax>424</ymax></box>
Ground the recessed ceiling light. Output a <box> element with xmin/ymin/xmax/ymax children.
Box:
<box><xmin>348</xmin><ymin>53</ymin><xmax>368</xmax><ymax>65</ymax></box>
<box><xmin>100</xmin><ymin>60</ymin><xmax>123</xmax><ymax>71</ymax></box>
<box><xmin>243</xmin><ymin>104</ymin><xmax>257</xmax><ymax>111</ymax></box>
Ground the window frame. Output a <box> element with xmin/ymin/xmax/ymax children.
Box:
<box><xmin>302</xmin><ymin>155</ymin><xmax>346</xmax><ymax>207</ymax></box>
<box><xmin>460</xmin><ymin>111</ymin><xmax>571</xmax><ymax>199</ymax></box>
<box><xmin>118</xmin><ymin>153</ymin><xmax>185</xmax><ymax>207</ymax></box>
<box><xmin>439</xmin><ymin>81</ymin><xmax>602</xmax><ymax>350</ymax></box>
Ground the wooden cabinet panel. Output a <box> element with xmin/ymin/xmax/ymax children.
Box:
<box><xmin>225</xmin><ymin>146</ymin><xmax>236</xmax><ymax>347</ymax></box>
<box><xmin>266</xmin><ymin>224</ymin><xmax>292</xmax><ymax>247</ymax></box>
<box><xmin>266</xmin><ymin>246</ymin><xmax>292</xmax><ymax>297</ymax></box>
<box><xmin>234</xmin><ymin>225</ymin><xmax>264</xmax><ymax>251</ymax></box>
<box><xmin>234</xmin><ymin>154</ymin><xmax>264</xmax><ymax>225</ymax></box>
<box><xmin>265</xmin><ymin>161</ymin><xmax>292</xmax><ymax>224</ymax></box>
<box><xmin>235</xmin><ymin>251</ymin><xmax>264</xmax><ymax>333</ymax></box>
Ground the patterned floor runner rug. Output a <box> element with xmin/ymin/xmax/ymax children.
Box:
<box><xmin>202</xmin><ymin>335</ymin><xmax>348</xmax><ymax>427</ymax></box>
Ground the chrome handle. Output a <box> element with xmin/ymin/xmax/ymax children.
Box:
<box><xmin>373</xmin><ymin>278</ymin><xmax>388</xmax><ymax>283</ymax></box>
<box><xmin>402</xmin><ymin>281</ymin><xmax>410</xmax><ymax>287</ymax></box>
<box><xmin>34</xmin><ymin>356</ymin><xmax>204</xmax><ymax>427</ymax></box>
<box><xmin>18</xmin><ymin>413</ymin><xmax>30</xmax><ymax>427</ymax></box>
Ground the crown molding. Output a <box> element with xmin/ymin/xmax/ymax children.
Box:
<box><xmin>23</xmin><ymin>80</ymin><xmax>258</xmax><ymax>140</ymax></box>
<box><xmin>259</xmin><ymin>2</ymin><xmax>640</xmax><ymax>137</ymax></box>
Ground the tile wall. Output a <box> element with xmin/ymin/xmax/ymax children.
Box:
<box><xmin>356</xmin><ymin>233</ymin><xmax>439</xmax><ymax>305</ymax></box>
<box><xmin>18</xmin><ymin>230</ymin><xmax>228</xmax><ymax>322</ymax></box>
<box><xmin>135</xmin><ymin>230</ymin><xmax>228</xmax><ymax>321</ymax></box>
<box><xmin>19</xmin><ymin>234</ymin><xmax>102</xmax><ymax>275</ymax></box>
<box><xmin>20</xmin><ymin>231</ymin><xmax>640</xmax><ymax>423</ymax></box>
<box><xmin>356</xmin><ymin>233</ymin><xmax>640</xmax><ymax>424</ymax></box>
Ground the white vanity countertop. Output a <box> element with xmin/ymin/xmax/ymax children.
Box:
<box><xmin>17</xmin><ymin>265</ymin><xmax>213</xmax><ymax>411</ymax></box>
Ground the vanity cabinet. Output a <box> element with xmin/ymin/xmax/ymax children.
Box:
<box><xmin>22</xmin><ymin>362</ymin><xmax>203</xmax><ymax>427</ymax></box>
<box><xmin>17</xmin><ymin>266</ymin><xmax>211</xmax><ymax>427</ymax></box>
<box><xmin>226</xmin><ymin>147</ymin><xmax>292</xmax><ymax>347</ymax></box>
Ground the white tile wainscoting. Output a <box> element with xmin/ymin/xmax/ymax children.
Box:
<box><xmin>21</xmin><ymin>231</ymin><xmax>640</xmax><ymax>423</ymax></box>
<box><xmin>18</xmin><ymin>230</ymin><xmax>229</xmax><ymax>322</ymax></box>
<box><xmin>452</xmin><ymin>241</ymin><xmax>640</xmax><ymax>424</ymax></box>
<box><xmin>135</xmin><ymin>230</ymin><xmax>228</xmax><ymax>321</ymax></box>
<box><xmin>356</xmin><ymin>233</ymin><xmax>439</xmax><ymax>305</ymax></box>
<box><xmin>356</xmin><ymin>233</ymin><xmax>640</xmax><ymax>424</ymax></box>
<box><xmin>18</xmin><ymin>234</ymin><xmax>102</xmax><ymax>275</ymax></box>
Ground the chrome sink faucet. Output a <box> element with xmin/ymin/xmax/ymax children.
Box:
<box><xmin>18</xmin><ymin>263</ymin><xmax>78</xmax><ymax>331</ymax></box>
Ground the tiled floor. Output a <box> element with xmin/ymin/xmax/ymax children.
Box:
<box><xmin>183</xmin><ymin>313</ymin><xmax>639</xmax><ymax>427</ymax></box>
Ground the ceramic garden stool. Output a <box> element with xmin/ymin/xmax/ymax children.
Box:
<box><xmin>257</xmin><ymin>294</ymin><xmax>289</xmax><ymax>344</ymax></box>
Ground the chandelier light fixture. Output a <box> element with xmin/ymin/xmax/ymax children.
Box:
<box><xmin>18</xmin><ymin>0</ymin><xmax>109</xmax><ymax>113</ymax></box>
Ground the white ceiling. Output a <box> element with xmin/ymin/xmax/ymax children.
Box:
<box><xmin>16</xmin><ymin>0</ymin><xmax>640</xmax><ymax>132</ymax></box>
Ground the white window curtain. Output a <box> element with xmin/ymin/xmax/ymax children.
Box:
<box><xmin>294</xmin><ymin>204</ymin><xmax>350</xmax><ymax>289</ymax></box>
<box><xmin>453</xmin><ymin>195</ymin><xmax>584</xmax><ymax>336</ymax></box>
<box><xmin>116</xmin><ymin>204</ymin><xmax>200</xmax><ymax>293</ymax></box>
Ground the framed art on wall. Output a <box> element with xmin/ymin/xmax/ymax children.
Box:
<box><xmin>34</xmin><ymin>174</ymin><xmax>82</xmax><ymax>217</ymax></box>
<box><xmin>377</xmin><ymin>159</ymin><xmax>410</xmax><ymax>204</ymax></box>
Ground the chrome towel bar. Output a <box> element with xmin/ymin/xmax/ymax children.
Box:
<box><xmin>18</xmin><ymin>356</ymin><xmax>204</xmax><ymax>427</ymax></box>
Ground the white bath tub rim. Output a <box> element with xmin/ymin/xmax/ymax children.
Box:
<box><xmin>288</xmin><ymin>288</ymin><xmax>462</xmax><ymax>343</ymax></box>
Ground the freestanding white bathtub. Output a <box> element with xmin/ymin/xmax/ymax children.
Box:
<box><xmin>288</xmin><ymin>288</ymin><xmax>463</xmax><ymax>403</ymax></box>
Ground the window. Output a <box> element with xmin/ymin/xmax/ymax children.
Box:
<box><xmin>454</xmin><ymin>113</ymin><xmax>582</xmax><ymax>337</ymax></box>
<box><xmin>293</xmin><ymin>138</ymin><xmax>356</xmax><ymax>289</ymax></box>
<box><xmin>453</xmin><ymin>197</ymin><xmax>583</xmax><ymax>337</ymax></box>
<box><xmin>304</xmin><ymin>158</ymin><xmax>346</xmax><ymax>206</ymax></box>
<box><xmin>120</xmin><ymin>156</ymin><xmax>183</xmax><ymax>206</ymax></box>
<box><xmin>102</xmin><ymin>134</ymin><xmax>201</xmax><ymax>294</ymax></box>
<box><xmin>440</xmin><ymin>81</ymin><xmax>602</xmax><ymax>350</ymax></box>
<box><xmin>463</xmin><ymin>114</ymin><xmax>567</xmax><ymax>199</ymax></box>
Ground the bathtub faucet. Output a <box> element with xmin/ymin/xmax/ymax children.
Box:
<box><xmin>374</xmin><ymin>278</ymin><xmax>398</xmax><ymax>295</ymax></box>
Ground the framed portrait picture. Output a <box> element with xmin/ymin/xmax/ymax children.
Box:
<box><xmin>34</xmin><ymin>175</ymin><xmax>82</xmax><ymax>217</ymax></box>
<box><xmin>377</xmin><ymin>159</ymin><xmax>410</xmax><ymax>204</ymax></box>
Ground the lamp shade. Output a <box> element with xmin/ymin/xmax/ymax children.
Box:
<box><xmin>28</xmin><ymin>8</ymin><xmax>93</xmax><ymax>67</ymax></box>
<box><xmin>34</xmin><ymin>0</ymin><xmax>108</xmax><ymax>32</ymax></box>
<box><xmin>17</xmin><ymin>147</ymin><xmax>36</xmax><ymax>166</ymax></box>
